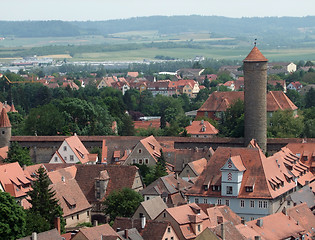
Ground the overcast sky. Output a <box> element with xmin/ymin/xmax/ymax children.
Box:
<box><xmin>2</xmin><ymin>0</ymin><xmax>314</xmax><ymax>21</ymax></box>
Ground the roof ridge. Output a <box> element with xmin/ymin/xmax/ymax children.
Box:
<box><xmin>269</xmin><ymin>91</ymin><xmax>283</xmax><ymax>110</ymax></box>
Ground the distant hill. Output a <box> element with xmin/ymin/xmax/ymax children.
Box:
<box><xmin>0</xmin><ymin>16</ymin><xmax>314</xmax><ymax>39</ymax></box>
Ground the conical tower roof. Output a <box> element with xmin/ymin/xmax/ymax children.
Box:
<box><xmin>243</xmin><ymin>46</ymin><xmax>268</xmax><ymax>62</ymax></box>
<box><xmin>9</xmin><ymin>102</ymin><xmax>17</xmax><ymax>113</ymax></box>
<box><xmin>0</xmin><ymin>107</ymin><xmax>11</xmax><ymax>127</ymax></box>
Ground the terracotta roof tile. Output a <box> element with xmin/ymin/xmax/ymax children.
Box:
<box><xmin>188</xmin><ymin>158</ymin><xmax>208</xmax><ymax>176</ymax></box>
<box><xmin>76</xmin><ymin>224</ymin><xmax>121</xmax><ymax>240</ymax></box>
<box><xmin>0</xmin><ymin>107</ymin><xmax>11</xmax><ymax>127</ymax></box>
<box><xmin>243</xmin><ymin>46</ymin><xmax>268</xmax><ymax>62</ymax></box>
<box><xmin>185</xmin><ymin>121</ymin><xmax>218</xmax><ymax>135</ymax></box>
<box><xmin>51</xmin><ymin>178</ymin><xmax>91</xmax><ymax>217</ymax></box>
<box><xmin>17</xmin><ymin>228</ymin><xmax>63</xmax><ymax>240</ymax></box>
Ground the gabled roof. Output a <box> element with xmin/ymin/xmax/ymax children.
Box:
<box><xmin>51</xmin><ymin>178</ymin><xmax>91</xmax><ymax>217</ymax></box>
<box><xmin>187</xmin><ymin>158</ymin><xmax>208</xmax><ymax>176</ymax></box>
<box><xmin>243</xmin><ymin>46</ymin><xmax>268</xmax><ymax>62</ymax></box>
<box><xmin>246</xmin><ymin>212</ymin><xmax>305</xmax><ymax>240</ymax></box>
<box><xmin>139</xmin><ymin>135</ymin><xmax>162</xmax><ymax>161</ymax></box>
<box><xmin>185</xmin><ymin>121</ymin><xmax>218</xmax><ymax>135</ymax></box>
<box><xmin>64</xmin><ymin>135</ymin><xmax>90</xmax><ymax>164</ymax></box>
<box><xmin>137</xmin><ymin>196</ymin><xmax>168</xmax><ymax>220</ymax></box>
<box><xmin>17</xmin><ymin>228</ymin><xmax>63</xmax><ymax>240</ymax></box>
<box><xmin>48</xmin><ymin>165</ymin><xmax>77</xmax><ymax>184</ymax></box>
<box><xmin>198</xmin><ymin>91</ymin><xmax>297</xmax><ymax>113</ymax></box>
<box><xmin>75</xmin><ymin>224</ymin><xmax>121</xmax><ymax>240</ymax></box>
<box><xmin>0</xmin><ymin>162</ymin><xmax>31</xmax><ymax>198</ymax></box>
<box><xmin>206</xmin><ymin>205</ymin><xmax>242</xmax><ymax>228</ymax></box>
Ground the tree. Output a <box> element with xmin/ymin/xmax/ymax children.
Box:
<box><xmin>267</xmin><ymin>110</ymin><xmax>303</xmax><ymax>138</ymax></box>
<box><xmin>219</xmin><ymin>99</ymin><xmax>244</xmax><ymax>137</ymax></box>
<box><xmin>24</xmin><ymin>210</ymin><xmax>50</xmax><ymax>236</ymax></box>
<box><xmin>27</xmin><ymin>167</ymin><xmax>65</xmax><ymax>232</ymax></box>
<box><xmin>4</xmin><ymin>142</ymin><xmax>33</xmax><ymax>167</ymax></box>
<box><xmin>0</xmin><ymin>191</ymin><xmax>26</xmax><ymax>240</ymax></box>
<box><xmin>144</xmin><ymin>149</ymin><xmax>168</xmax><ymax>185</ymax></box>
<box><xmin>305</xmin><ymin>87</ymin><xmax>315</xmax><ymax>108</ymax></box>
<box><xmin>103</xmin><ymin>188</ymin><xmax>143</xmax><ymax>222</ymax></box>
<box><xmin>302</xmin><ymin>107</ymin><xmax>315</xmax><ymax>138</ymax></box>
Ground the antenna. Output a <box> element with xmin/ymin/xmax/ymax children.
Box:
<box><xmin>254</xmin><ymin>38</ymin><xmax>257</xmax><ymax>46</ymax></box>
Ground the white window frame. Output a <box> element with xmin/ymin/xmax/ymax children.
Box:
<box><xmin>240</xmin><ymin>200</ymin><xmax>245</xmax><ymax>208</ymax></box>
<box><xmin>250</xmin><ymin>200</ymin><xmax>255</xmax><ymax>208</ymax></box>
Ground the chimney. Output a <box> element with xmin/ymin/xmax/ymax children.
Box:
<box><xmin>256</xmin><ymin>219</ymin><xmax>263</xmax><ymax>227</ymax></box>
<box><xmin>31</xmin><ymin>232</ymin><xmax>37</xmax><ymax>240</ymax></box>
<box><xmin>217</xmin><ymin>216</ymin><xmax>223</xmax><ymax>225</ymax></box>
<box><xmin>254</xmin><ymin>236</ymin><xmax>261</xmax><ymax>240</ymax></box>
<box><xmin>177</xmin><ymin>181</ymin><xmax>180</xmax><ymax>190</ymax></box>
<box><xmin>124</xmin><ymin>229</ymin><xmax>129</xmax><ymax>239</ymax></box>
<box><xmin>54</xmin><ymin>217</ymin><xmax>61</xmax><ymax>234</ymax></box>
<box><xmin>140</xmin><ymin>213</ymin><xmax>146</xmax><ymax>229</ymax></box>
<box><xmin>221</xmin><ymin>223</ymin><xmax>225</xmax><ymax>240</ymax></box>
<box><xmin>93</xmin><ymin>220</ymin><xmax>98</xmax><ymax>226</ymax></box>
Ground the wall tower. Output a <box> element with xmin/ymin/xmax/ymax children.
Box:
<box><xmin>243</xmin><ymin>46</ymin><xmax>268</xmax><ymax>152</ymax></box>
<box><xmin>0</xmin><ymin>107</ymin><xmax>12</xmax><ymax>148</ymax></box>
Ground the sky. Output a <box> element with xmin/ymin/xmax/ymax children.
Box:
<box><xmin>2</xmin><ymin>0</ymin><xmax>314</xmax><ymax>21</ymax></box>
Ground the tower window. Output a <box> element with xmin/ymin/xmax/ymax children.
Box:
<box><xmin>2</xmin><ymin>131</ymin><xmax>5</xmax><ymax>134</ymax></box>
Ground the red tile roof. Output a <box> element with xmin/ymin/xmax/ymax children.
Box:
<box><xmin>185</xmin><ymin>121</ymin><xmax>218</xmax><ymax>135</ymax></box>
<box><xmin>75</xmin><ymin>224</ymin><xmax>121</xmax><ymax>240</ymax></box>
<box><xmin>188</xmin><ymin>158</ymin><xmax>208</xmax><ymax>176</ymax></box>
<box><xmin>0</xmin><ymin>107</ymin><xmax>11</xmax><ymax>127</ymax></box>
<box><xmin>134</xmin><ymin>119</ymin><xmax>161</xmax><ymax>130</ymax></box>
<box><xmin>140</xmin><ymin>135</ymin><xmax>162</xmax><ymax>161</ymax></box>
<box><xmin>198</xmin><ymin>91</ymin><xmax>297</xmax><ymax>113</ymax></box>
<box><xmin>51</xmin><ymin>178</ymin><xmax>91</xmax><ymax>217</ymax></box>
<box><xmin>65</xmin><ymin>135</ymin><xmax>90</xmax><ymax>164</ymax></box>
<box><xmin>243</xmin><ymin>46</ymin><xmax>268</xmax><ymax>62</ymax></box>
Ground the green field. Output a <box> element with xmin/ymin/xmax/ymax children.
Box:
<box><xmin>0</xmin><ymin>31</ymin><xmax>314</xmax><ymax>62</ymax></box>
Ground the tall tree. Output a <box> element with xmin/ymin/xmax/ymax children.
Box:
<box><xmin>103</xmin><ymin>188</ymin><xmax>143</xmax><ymax>222</ymax></box>
<box><xmin>4</xmin><ymin>141</ymin><xmax>33</xmax><ymax>167</ymax></box>
<box><xmin>0</xmin><ymin>191</ymin><xmax>26</xmax><ymax>240</ymax></box>
<box><xmin>27</xmin><ymin>167</ymin><xmax>65</xmax><ymax>232</ymax></box>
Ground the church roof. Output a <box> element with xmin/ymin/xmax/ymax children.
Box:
<box><xmin>243</xmin><ymin>46</ymin><xmax>268</xmax><ymax>62</ymax></box>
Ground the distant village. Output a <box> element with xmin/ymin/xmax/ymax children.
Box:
<box><xmin>0</xmin><ymin>47</ymin><xmax>315</xmax><ymax>240</ymax></box>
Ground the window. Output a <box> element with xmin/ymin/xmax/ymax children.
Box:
<box><xmin>212</xmin><ymin>185</ymin><xmax>221</xmax><ymax>191</ymax></box>
<box><xmin>54</xmin><ymin>157</ymin><xmax>58</xmax><ymax>162</ymax></box>
<box><xmin>258</xmin><ymin>201</ymin><xmax>263</xmax><ymax>208</ymax></box>
<box><xmin>163</xmin><ymin>212</ymin><xmax>166</xmax><ymax>218</ymax></box>
<box><xmin>195</xmin><ymin>198</ymin><xmax>199</xmax><ymax>204</ymax></box>
<box><xmin>250</xmin><ymin>217</ymin><xmax>255</xmax><ymax>221</ymax></box>
<box><xmin>197</xmin><ymin>224</ymin><xmax>201</xmax><ymax>232</ymax></box>
<box><xmin>226</xmin><ymin>186</ymin><xmax>233</xmax><ymax>195</ymax></box>
<box><xmin>139</xmin><ymin>159</ymin><xmax>143</xmax><ymax>164</ymax></box>
<box><xmin>70</xmin><ymin>155</ymin><xmax>74</xmax><ymax>161</ymax></box>
<box><xmin>240</xmin><ymin>200</ymin><xmax>245</xmax><ymax>208</ymax></box>
<box><xmin>138</xmin><ymin>149</ymin><xmax>142</xmax><ymax>153</ymax></box>
<box><xmin>63</xmin><ymin>146</ymin><xmax>67</xmax><ymax>151</ymax></box>
<box><xmin>133</xmin><ymin>159</ymin><xmax>136</xmax><ymax>164</ymax></box>
<box><xmin>87</xmin><ymin>211</ymin><xmax>89</xmax><ymax>216</ymax></box>
<box><xmin>168</xmin><ymin>227</ymin><xmax>171</xmax><ymax>233</ymax></box>
<box><xmin>263</xmin><ymin>201</ymin><xmax>268</xmax><ymax>208</ymax></box>
<box><xmin>250</xmin><ymin>200</ymin><xmax>255</xmax><ymax>208</ymax></box>
<box><xmin>204</xmin><ymin>198</ymin><xmax>208</xmax><ymax>204</ymax></box>
<box><xmin>145</xmin><ymin>159</ymin><xmax>149</xmax><ymax>164</ymax></box>
<box><xmin>217</xmin><ymin>199</ymin><xmax>222</xmax><ymax>205</ymax></box>
<box><xmin>64</xmin><ymin>156</ymin><xmax>67</xmax><ymax>161</ymax></box>
<box><xmin>146</xmin><ymin>197</ymin><xmax>150</xmax><ymax>200</ymax></box>
<box><xmin>2</xmin><ymin>131</ymin><xmax>5</xmax><ymax>134</ymax></box>
<box><xmin>245</xmin><ymin>186</ymin><xmax>253</xmax><ymax>192</ymax></box>
<box><xmin>225</xmin><ymin>199</ymin><xmax>230</xmax><ymax>206</ymax></box>
<box><xmin>171</xmin><ymin>237</ymin><xmax>174</xmax><ymax>240</ymax></box>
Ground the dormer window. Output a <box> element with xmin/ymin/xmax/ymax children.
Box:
<box><xmin>212</xmin><ymin>185</ymin><xmax>221</xmax><ymax>191</ymax></box>
<box><xmin>203</xmin><ymin>185</ymin><xmax>208</xmax><ymax>191</ymax></box>
<box><xmin>245</xmin><ymin>186</ymin><xmax>253</xmax><ymax>192</ymax></box>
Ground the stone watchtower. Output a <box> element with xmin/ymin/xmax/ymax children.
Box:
<box><xmin>243</xmin><ymin>46</ymin><xmax>268</xmax><ymax>152</ymax></box>
<box><xmin>0</xmin><ymin>107</ymin><xmax>11</xmax><ymax>148</ymax></box>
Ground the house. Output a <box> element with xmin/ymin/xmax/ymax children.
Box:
<box><xmin>146</xmin><ymin>81</ymin><xmax>170</xmax><ymax>97</ymax></box>
<box><xmin>17</xmin><ymin>228</ymin><xmax>63</xmax><ymax>240</ymax></box>
<box><xmin>179</xmin><ymin>158</ymin><xmax>207</xmax><ymax>182</ymax></box>
<box><xmin>176</xmin><ymin>68</ymin><xmax>204</xmax><ymax>79</ymax></box>
<box><xmin>186</xmin><ymin>146</ymin><xmax>315</xmax><ymax>221</ymax></box>
<box><xmin>50</xmin><ymin>178</ymin><xmax>92</xmax><ymax>228</ymax></box>
<box><xmin>141</xmin><ymin>174</ymin><xmax>192</xmax><ymax>207</ymax></box>
<box><xmin>268</xmin><ymin>62</ymin><xmax>296</xmax><ymax>74</ymax></box>
<box><xmin>133</xmin><ymin>119</ymin><xmax>162</xmax><ymax>130</ymax></box>
<box><xmin>111</xmin><ymin>81</ymin><xmax>130</xmax><ymax>95</ymax></box>
<box><xmin>123</xmin><ymin>135</ymin><xmax>162</xmax><ymax>167</ymax></box>
<box><xmin>223</xmin><ymin>81</ymin><xmax>235</xmax><ymax>91</ymax></box>
<box><xmin>175</xmin><ymin>79</ymin><xmax>200</xmax><ymax>98</ymax></box>
<box><xmin>286</xmin><ymin>185</ymin><xmax>315</xmax><ymax>211</ymax></box>
<box><xmin>185</xmin><ymin>120</ymin><xmax>218</xmax><ymax>138</ymax></box>
<box><xmin>196</xmin><ymin>91</ymin><xmax>298</xmax><ymax>120</ymax></box>
<box><xmin>155</xmin><ymin>203</ymin><xmax>211</xmax><ymax>240</ymax></box>
<box><xmin>113</xmin><ymin>217</ymin><xmax>179</xmax><ymax>240</ymax></box>
<box><xmin>72</xmin><ymin>224</ymin><xmax>121</xmax><ymax>240</ymax></box>
<box><xmin>97</xmin><ymin>77</ymin><xmax>116</xmax><ymax>89</ymax></box>
<box><xmin>0</xmin><ymin>162</ymin><xmax>32</xmax><ymax>208</ymax></box>
<box><xmin>49</xmin><ymin>134</ymin><xmax>97</xmax><ymax>164</ymax></box>
<box><xmin>117</xmin><ymin>228</ymin><xmax>143</xmax><ymax>240</ymax></box>
<box><xmin>74</xmin><ymin>164</ymin><xmax>144</xmax><ymax>212</ymax></box>
<box><xmin>268</xmin><ymin>79</ymin><xmax>287</xmax><ymax>92</ymax></box>
<box><xmin>287</xmin><ymin>81</ymin><xmax>303</xmax><ymax>91</ymax></box>
<box><xmin>132</xmin><ymin>196</ymin><xmax>168</xmax><ymax>220</ymax></box>
<box><xmin>127</xmin><ymin>72</ymin><xmax>139</xmax><ymax>78</ymax></box>
<box><xmin>285</xmin><ymin>142</ymin><xmax>315</xmax><ymax>173</ymax></box>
